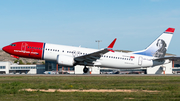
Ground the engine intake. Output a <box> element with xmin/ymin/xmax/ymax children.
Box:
<box><xmin>57</xmin><ymin>55</ymin><xmax>75</xmax><ymax>66</ymax></box>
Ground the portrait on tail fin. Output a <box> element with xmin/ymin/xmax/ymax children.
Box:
<box><xmin>153</xmin><ymin>39</ymin><xmax>167</xmax><ymax>57</ymax></box>
<box><xmin>132</xmin><ymin>28</ymin><xmax>173</xmax><ymax>57</ymax></box>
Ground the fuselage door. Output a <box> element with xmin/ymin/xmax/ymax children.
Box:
<box><xmin>21</xmin><ymin>42</ymin><xmax>27</xmax><ymax>52</ymax></box>
<box><xmin>138</xmin><ymin>56</ymin><xmax>143</xmax><ymax>66</ymax></box>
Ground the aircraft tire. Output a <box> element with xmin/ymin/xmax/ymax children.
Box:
<box><xmin>83</xmin><ymin>67</ymin><xmax>89</xmax><ymax>73</ymax></box>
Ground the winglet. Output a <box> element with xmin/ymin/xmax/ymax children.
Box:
<box><xmin>107</xmin><ymin>38</ymin><xmax>117</xmax><ymax>52</ymax></box>
<box><xmin>165</xmin><ymin>28</ymin><xmax>175</xmax><ymax>33</ymax></box>
<box><xmin>10</xmin><ymin>55</ymin><xmax>19</xmax><ymax>59</ymax></box>
<box><xmin>108</xmin><ymin>38</ymin><xmax>117</xmax><ymax>49</ymax></box>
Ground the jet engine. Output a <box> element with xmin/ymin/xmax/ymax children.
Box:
<box><xmin>57</xmin><ymin>55</ymin><xmax>75</xmax><ymax>66</ymax></box>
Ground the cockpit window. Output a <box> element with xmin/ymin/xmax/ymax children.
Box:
<box><xmin>10</xmin><ymin>44</ymin><xmax>16</xmax><ymax>46</ymax></box>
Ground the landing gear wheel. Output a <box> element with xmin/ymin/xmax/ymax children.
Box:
<box><xmin>83</xmin><ymin>67</ymin><xmax>89</xmax><ymax>73</ymax></box>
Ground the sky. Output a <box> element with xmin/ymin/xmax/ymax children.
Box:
<box><xmin>0</xmin><ymin>0</ymin><xmax>180</xmax><ymax>55</ymax></box>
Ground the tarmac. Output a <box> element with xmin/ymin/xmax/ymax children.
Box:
<box><xmin>0</xmin><ymin>74</ymin><xmax>180</xmax><ymax>76</ymax></box>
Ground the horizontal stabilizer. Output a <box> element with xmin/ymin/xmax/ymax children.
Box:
<box><xmin>153</xmin><ymin>56</ymin><xmax>180</xmax><ymax>61</ymax></box>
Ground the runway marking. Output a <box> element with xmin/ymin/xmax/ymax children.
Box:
<box><xmin>124</xmin><ymin>98</ymin><xmax>135</xmax><ymax>99</ymax></box>
<box><xmin>20</xmin><ymin>89</ymin><xmax>160</xmax><ymax>93</ymax></box>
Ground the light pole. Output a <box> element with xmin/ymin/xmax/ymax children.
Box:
<box><xmin>95</xmin><ymin>40</ymin><xmax>102</xmax><ymax>49</ymax></box>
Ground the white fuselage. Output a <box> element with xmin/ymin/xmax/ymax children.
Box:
<box><xmin>43</xmin><ymin>43</ymin><xmax>168</xmax><ymax>69</ymax></box>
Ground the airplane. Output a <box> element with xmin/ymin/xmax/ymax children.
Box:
<box><xmin>2</xmin><ymin>28</ymin><xmax>178</xmax><ymax>73</ymax></box>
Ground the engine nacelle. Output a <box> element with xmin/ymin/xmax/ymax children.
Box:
<box><xmin>57</xmin><ymin>55</ymin><xmax>75</xmax><ymax>66</ymax></box>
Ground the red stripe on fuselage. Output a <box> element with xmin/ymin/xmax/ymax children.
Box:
<box><xmin>3</xmin><ymin>41</ymin><xmax>44</xmax><ymax>59</ymax></box>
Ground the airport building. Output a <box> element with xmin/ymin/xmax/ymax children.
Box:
<box><xmin>45</xmin><ymin>60</ymin><xmax>100</xmax><ymax>74</ymax></box>
<box><xmin>0</xmin><ymin>62</ymin><xmax>45</xmax><ymax>74</ymax></box>
<box><xmin>0</xmin><ymin>61</ymin><xmax>100</xmax><ymax>74</ymax></box>
<box><xmin>0</xmin><ymin>60</ymin><xmax>180</xmax><ymax>74</ymax></box>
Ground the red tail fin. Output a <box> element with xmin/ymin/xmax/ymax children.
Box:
<box><xmin>165</xmin><ymin>28</ymin><xmax>175</xmax><ymax>33</ymax></box>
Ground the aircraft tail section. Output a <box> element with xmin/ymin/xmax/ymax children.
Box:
<box><xmin>132</xmin><ymin>28</ymin><xmax>175</xmax><ymax>58</ymax></box>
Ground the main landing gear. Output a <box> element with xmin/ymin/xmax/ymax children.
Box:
<box><xmin>83</xmin><ymin>66</ymin><xmax>89</xmax><ymax>73</ymax></box>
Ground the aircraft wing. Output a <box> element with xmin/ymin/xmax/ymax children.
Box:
<box><xmin>74</xmin><ymin>38</ymin><xmax>117</xmax><ymax>64</ymax></box>
<box><xmin>153</xmin><ymin>56</ymin><xmax>180</xmax><ymax>61</ymax></box>
<box><xmin>74</xmin><ymin>48</ymin><xmax>109</xmax><ymax>63</ymax></box>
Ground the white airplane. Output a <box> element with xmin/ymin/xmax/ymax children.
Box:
<box><xmin>3</xmin><ymin>28</ymin><xmax>178</xmax><ymax>73</ymax></box>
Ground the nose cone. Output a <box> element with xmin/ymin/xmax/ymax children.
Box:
<box><xmin>2</xmin><ymin>46</ymin><xmax>9</xmax><ymax>52</ymax></box>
